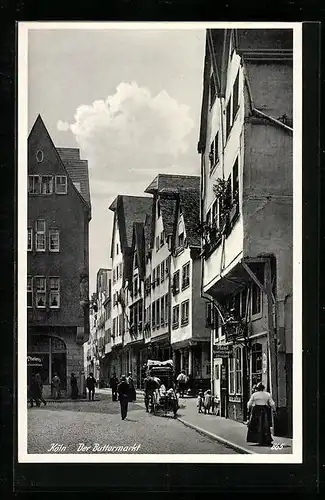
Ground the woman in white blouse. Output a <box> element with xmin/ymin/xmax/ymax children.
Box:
<box><xmin>246</xmin><ymin>382</ymin><xmax>275</xmax><ymax>446</ymax></box>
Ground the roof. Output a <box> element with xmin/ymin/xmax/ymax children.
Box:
<box><xmin>178</xmin><ymin>188</ymin><xmax>201</xmax><ymax>248</ymax></box>
<box><xmin>145</xmin><ymin>174</ymin><xmax>200</xmax><ymax>194</ymax></box>
<box><xmin>109</xmin><ymin>195</ymin><xmax>153</xmax><ymax>253</ymax></box>
<box><xmin>57</xmin><ymin>147</ymin><xmax>91</xmax><ymax>208</ymax></box>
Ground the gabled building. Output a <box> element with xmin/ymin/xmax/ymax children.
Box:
<box><xmin>93</xmin><ymin>268</ymin><xmax>112</xmax><ymax>385</ymax></box>
<box><xmin>198</xmin><ymin>29</ymin><xmax>293</xmax><ymax>436</ymax></box>
<box><xmin>108</xmin><ymin>195</ymin><xmax>152</xmax><ymax>380</ymax></box>
<box><xmin>170</xmin><ymin>186</ymin><xmax>211</xmax><ymax>391</ymax></box>
<box><xmin>27</xmin><ymin>115</ymin><xmax>91</xmax><ymax>398</ymax></box>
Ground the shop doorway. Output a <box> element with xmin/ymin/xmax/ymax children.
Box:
<box><xmin>28</xmin><ymin>334</ymin><xmax>67</xmax><ymax>396</ymax></box>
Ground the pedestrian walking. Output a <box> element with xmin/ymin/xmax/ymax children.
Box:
<box><xmin>203</xmin><ymin>389</ymin><xmax>213</xmax><ymax>414</ymax></box>
<box><xmin>197</xmin><ymin>390</ymin><xmax>204</xmax><ymax>413</ymax></box>
<box><xmin>127</xmin><ymin>372</ymin><xmax>136</xmax><ymax>402</ymax></box>
<box><xmin>35</xmin><ymin>372</ymin><xmax>47</xmax><ymax>406</ymax></box>
<box><xmin>176</xmin><ymin>370</ymin><xmax>187</xmax><ymax>398</ymax></box>
<box><xmin>51</xmin><ymin>373</ymin><xmax>61</xmax><ymax>399</ymax></box>
<box><xmin>117</xmin><ymin>375</ymin><xmax>130</xmax><ymax>420</ymax></box>
<box><xmin>28</xmin><ymin>373</ymin><xmax>41</xmax><ymax>407</ymax></box>
<box><xmin>246</xmin><ymin>382</ymin><xmax>276</xmax><ymax>446</ymax></box>
<box><xmin>86</xmin><ymin>372</ymin><xmax>96</xmax><ymax>401</ymax></box>
<box><xmin>70</xmin><ymin>373</ymin><xmax>79</xmax><ymax>399</ymax></box>
<box><xmin>109</xmin><ymin>372</ymin><xmax>119</xmax><ymax>401</ymax></box>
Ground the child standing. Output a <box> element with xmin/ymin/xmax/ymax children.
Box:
<box><xmin>197</xmin><ymin>390</ymin><xmax>204</xmax><ymax>413</ymax></box>
<box><xmin>203</xmin><ymin>389</ymin><xmax>213</xmax><ymax>414</ymax></box>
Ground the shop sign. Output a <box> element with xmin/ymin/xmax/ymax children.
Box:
<box><xmin>213</xmin><ymin>344</ymin><xmax>232</xmax><ymax>357</ymax></box>
<box><xmin>27</xmin><ymin>355</ymin><xmax>43</xmax><ymax>367</ymax></box>
<box><xmin>262</xmin><ymin>352</ymin><xmax>267</xmax><ymax>374</ymax></box>
<box><xmin>229</xmin><ymin>395</ymin><xmax>242</xmax><ymax>403</ymax></box>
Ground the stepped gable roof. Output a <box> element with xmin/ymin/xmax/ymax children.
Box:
<box><xmin>57</xmin><ymin>147</ymin><xmax>91</xmax><ymax>208</ymax></box>
<box><xmin>178</xmin><ymin>187</ymin><xmax>201</xmax><ymax>248</ymax></box>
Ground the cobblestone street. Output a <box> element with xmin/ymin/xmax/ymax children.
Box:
<box><xmin>27</xmin><ymin>393</ymin><xmax>237</xmax><ymax>454</ymax></box>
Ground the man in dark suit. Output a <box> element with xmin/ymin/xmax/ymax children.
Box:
<box><xmin>86</xmin><ymin>372</ymin><xmax>96</xmax><ymax>401</ymax></box>
<box><xmin>117</xmin><ymin>375</ymin><xmax>129</xmax><ymax>420</ymax></box>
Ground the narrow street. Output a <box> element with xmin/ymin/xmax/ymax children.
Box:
<box><xmin>27</xmin><ymin>393</ymin><xmax>237</xmax><ymax>454</ymax></box>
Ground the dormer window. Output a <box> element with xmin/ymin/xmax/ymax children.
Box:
<box><xmin>178</xmin><ymin>232</ymin><xmax>184</xmax><ymax>247</ymax></box>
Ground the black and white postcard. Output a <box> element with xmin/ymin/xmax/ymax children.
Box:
<box><xmin>17</xmin><ymin>22</ymin><xmax>303</xmax><ymax>464</ymax></box>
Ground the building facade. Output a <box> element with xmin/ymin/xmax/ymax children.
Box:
<box><xmin>198</xmin><ymin>29</ymin><xmax>293</xmax><ymax>436</ymax></box>
<box><xmin>27</xmin><ymin>115</ymin><xmax>91</xmax><ymax>398</ymax></box>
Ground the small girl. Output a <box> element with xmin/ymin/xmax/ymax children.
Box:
<box><xmin>197</xmin><ymin>390</ymin><xmax>204</xmax><ymax>413</ymax></box>
<box><xmin>204</xmin><ymin>389</ymin><xmax>213</xmax><ymax>414</ymax></box>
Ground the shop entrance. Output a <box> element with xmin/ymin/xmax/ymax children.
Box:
<box><xmin>28</xmin><ymin>334</ymin><xmax>67</xmax><ymax>396</ymax></box>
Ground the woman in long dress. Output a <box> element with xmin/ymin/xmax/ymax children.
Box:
<box><xmin>246</xmin><ymin>382</ymin><xmax>275</xmax><ymax>446</ymax></box>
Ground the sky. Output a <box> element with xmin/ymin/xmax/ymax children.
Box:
<box><xmin>28</xmin><ymin>26</ymin><xmax>206</xmax><ymax>294</ymax></box>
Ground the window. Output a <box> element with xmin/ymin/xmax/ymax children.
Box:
<box><xmin>49</xmin><ymin>229</ymin><xmax>60</xmax><ymax>252</ymax></box>
<box><xmin>119</xmin><ymin>314</ymin><xmax>124</xmax><ymax>336</ymax></box>
<box><xmin>133</xmin><ymin>277</ymin><xmax>138</xmax><ymax>298</ymax></box>
<box><xmin>161</xmin><ymin>261</ymin><xmax>165</xmax><ymax>282</ymax></box>
<box><xmin>226</xmin><ymin>98</ymin><xmax>232</xmax><ymax>139</ymax></box>
<box><xmin>235</xmin><ymin>347</ymin><xmax>242</xmax><ymax>394</ymax></box>
<box><xmin>116</xmin><ymin>243</ymin><xmax>119</xmax><ymax>255</ymax></box>
<box><xmin>156</xmin><ymin>264</ymin><xmax>160</xmax><ymax>285</ymax></box>
<box><xmin>251</xmin><ymin>343</ymin><xmax>263</xmax><ymax>386</ymax></box>
<box><xmin>181</xmin><ymin>300</ymin><xmax>189</xmax><ymax>326</ymax></box>
<box><xmin>28</xmin><ymin>175</ymin><xmax>41</xmax><ymax>194</ymax></box>
<box><xmin>182</xmin><ymin>262</ymin><xmax>190</xmax><ymax>289</ymax></box>
<box><xmin>172</xmin><ymin>271</ymin><xmax>180</xmax><ymax>295</ymax></box>
<box><xmin>152</xmin><ymin>268</ymin><xmax>156</xmax><ymax>289</ymax></box>
<box><xmin>152</xmin><ymin>302</ymin><xmax>156</xmax><ymax>329</ymax></box>
<box><xmin>232</xmin><ymin>158</ymin><xmax>239</xmax><ymax>205</ymax></box>
<box><xmin>113</xmin><ymin>269</ymin><xmax>116</xmax><ymax>284</ymax></box>
<box><xmin>41</xmin><ymin>176</ymin><xmax>53</xmax><ymax>194</ymax></box>
<box><xmin>206</xmin><ymin>209</ymin><xmax>211</xmax><ymax>225</ymax></box>
<box><xmin>252</xmin><ymin>284</ymin><xmax>262</xmax><ymax>315</ymax></box>
<box><xmin>212</xmin><ymin>201</ymin><xmax>219</xmax><ymax>227</ymax></box>
<box><xmin>209</xmin><ymin>132</ymin><xmax>219</xmax><ymax>172</ymax></box>
<box><xmin>165</xmin><ymin>258</ymin><xmax>170</xmax><ymax>277</ymax></box>
<box><xmin>55</xmin><ymin>176</ymin><xmax>67</xmax><ymax>194</ymax></box>
<box><xmin>35</xmin><ymin>276</ymin><xmax>46</xmax><ymax>308</ymax></box>
<box><xmin>164</xmin><ymin>293</ymin><xmax>169</xmax><ymax>324</ymax></box>
<box><xmin>35</xmin><ymin>219</ymin><xmax>46</xmax><ymax>252</ymax></box>
<box><xmin>210</xmin><ymin>72</ymin><xmax>217</xmax><ymax>108</ymax></box>
<box><xmin>160</xmin><ymin>296</ymin><xmax>165</xmax><ymax>326</ymax></box>
<box><xmin>113</xmin><ymin>318</ymin><xmax>116</xmax><ymax>337</ymax></box>
<box><xmin>233</xmin><ymin>71</ymin><xmax>239</xmax><ymax>122</ymax></box>
<box><xmin>116</xmin><ymin>265</ymin><xmax>119</xmax><ymax>281</ymax></box>
<box><xmin>178</xmin><ymin>232</ymin><xmax>184</xmax><ymax>247</ymax></box>
<box><xmin>27</xmin><ymin>228</ymin><xmax>33</xmax><ymax>251</ymax></box>
<box><xmin>156</xmin><ymin>236</ymin><xmax>160</xmax><ymax>250</ymax></box>
<box><xmin>27</xmin><ymin>277</ymin><xmax>33</xmax><ymax>308</ymax></box>
<box><xmin>156</xmin><ymin>300</ymin><xmax>160</xmax><ymax>328</ymax></box>
<box><xmin>160</xmin><ymin>230</ymin><xmax>165</xmax><ymax>248</ymax></box>
<box><xmin>36</xmin><ymin>150</ymin><xmax>44</xmax><ymax>163</ymax></box>
<box><xmin>172</xmin><ymin>305</ymin><xmax>180</xmax><ymax>329</ymax></box>
<box><xmin>49</xmin><ymin>277</ymin><xmax>60</xmax><ymax>308</ymax></box>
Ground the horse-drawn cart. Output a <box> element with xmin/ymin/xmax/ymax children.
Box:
<box><xmin>144</xmin><ymin>360</ymin><xmax>179</xmax><ymax>418</ymax></box>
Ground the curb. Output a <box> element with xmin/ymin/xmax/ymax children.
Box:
<box><xmin>176</xmin><ymin>417</ymin><xmax>254</xmax><ymax>454</ymax></box>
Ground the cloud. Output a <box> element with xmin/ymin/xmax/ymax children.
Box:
<box><xmin>57</xmin><ymin>82</ymin><xmax>196</xmax><ymax>187</ymax></box>
<box><xmin>57</xmin><ymin>120</ymin><xmax>70</xmax><ymax>132</ymax></box>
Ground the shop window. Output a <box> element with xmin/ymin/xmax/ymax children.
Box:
<box><xmin>35</xmin><ymin>219</ymin><xmax>46</xmax><ymax>252</ymax></box>
<box><xmin>35</xmin><ymin>276</ymin><xmax>46</xmax><ymax>308</ymax></box>
<box><xmin>55</xmin><ymin>176</ymin><xmax>67</xmax><ymax>194</ymax></box>
<box><xmin>49</xmin><ymin>229</ymin><xmax>60</xmax><ymax>252</ymax></box>
<box><xmin>229</xmin><ymin>357</ymin><xmax>235</xmax><ymax>394</ymax></box>
<box><xmin>28</xmin><ymin>175</ymin><xmax>41</xmax><ymax>194</ymax></box>
<box><xmin>41</xmin><ymin>175</ymin><xmax>53</xmax><ymax>194</ymax></box>
<box><xmin>251</xmin><ymin>343</ymin><xmax>263</xmax><ymax>386</ymax></box>
<box><xmin>181</xmin><ymin>300</ymin><xmax>189</xmax><ymax>326</ymax></box>
<box><xmin>235</xmin><ymin>347</ymin><xmax>242</xmax><ymax>394</ymax></box>
<box><xmin>27</xmin><ymin>276</ymin><xmax>33</xmax><ymax>308</ymax></box>
<box><xmin>27</xmin><ymin>228</ymin><xmax>33</xmax><ymax>251</ymax></box>
<box><xmin>182</xmin><ymin>262</ymin><xmax>190</xmax><ymax>290</ymax></box>
<box><xmin>172</xmin><ymin>305</ymin><xmax>179</xmax><ymax>329</ymax></box>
